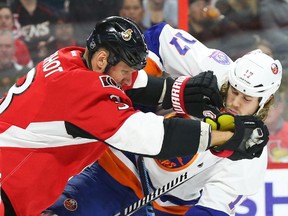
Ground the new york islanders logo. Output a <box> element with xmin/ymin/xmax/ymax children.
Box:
<box><xmin>121</xmin><ymin>29</ymin><xmax>133</xmax><ymax>41</ymax></box>
<box><xmin>63</xmin><ymin>198</ymin><xmax>78</xmax><ymax>211</ymax></box>
<box><xmin>156</xmin><ymin>155</ymin><xmax>197</xmax><ymax>171</ymax></box>
<box><xmin>271</xmin><ymin>63</ymin><xmax>279</xmax><ymax>74</ymax></box>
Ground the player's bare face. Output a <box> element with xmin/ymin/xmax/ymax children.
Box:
<box><xmin>225</xmin><ymin>86</ymin><xmax>259</xmax><ymax>116</ymax></box>
<box><xmin>106</xmin><ymin>61</ymin><xmax>134</xmax><ymax>86</ymax></box>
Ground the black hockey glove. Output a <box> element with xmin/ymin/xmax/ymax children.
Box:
<box><xmin>162</xmin><ymin>71</ymin><xmax>223</xmax><ymax>118</ymax></box>
<box><xmin>204</xmin><ymin>113</ymin><xmax>269</xmax><ymax>161</ymax></box>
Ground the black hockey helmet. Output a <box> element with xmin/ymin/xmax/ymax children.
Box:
<box><xmin>86</xmin><ymin>16</ymin><xmax>148</xmax><ymax>71</ymax></box>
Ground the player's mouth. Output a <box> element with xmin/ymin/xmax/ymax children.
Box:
<box><xmin>223</xmin><ymin>108</ymin><xmax>238</xmax><ymax>115</ymax></box>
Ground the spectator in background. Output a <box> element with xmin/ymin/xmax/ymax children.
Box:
<box><xmin>119</xmin><ymin>0</ymin><xmax>147</xmax><ymax>31</ymax></box>
<box><xmin>188</xmin><ymin>0</ymin><xmax>239</xmax><ymax>45</ymax></box>
<box><xmin>266</xmin><ymin>91</ymin><xmax>288</xmax><ymax>163</ymax></box>
<box><xmin>227</xmin><ymin>34</ymin><xmax>274</xmax><ymax>61</ymax></box>
<box><xmin>188</xmin><ymin>0</ymin><xmax>209</xmax><ymax>38</ymax></box>
<box><xmin>215</xmin><ymin>0</ymin><xmax>261</xmax><ymax>32</ymax></box>
<box><xmin>11</xmin><ymin>0</ymin><xmax>56</xmax><ymax>64</ymax></box>
<box><xmin>142</xmin><ymin>0</ymin><xmax>178</xmax><ymax>28</ymax></box>
<box><xmin>38</xmin><ymin>0</ymin><xmax>65</xmax><ymax>11</ymax></box>
<box><xmin>259</xmin><ymin>0</ymin><xmax>288</xmax><ymax>73</ymax></box>
<box><xmin>0</xmin><ymin>4</ymin><xmax>33</xmax><ymax>68</ymax></box>
<box><xmin>37</xmin><ymin>11</ymin><xmax>79</xmax><ymax>58</ymax></box>
<box><xmin>253</xmin><ymin>34</ymin><xmax>274</xmax><ymax>57</ymax></box>
<box><xmin>67</xmin><ymin>0</ymin><xmax>122</xmax><ymax>44</ymax></box>
<box><xmin>0</xmin><ymin>0</ymin><xmax>12</xmax><ymax>5</ymax></box>
<box><xmin>0</xmin><ymin>30</ymin><xmax>29</xmax><ymax>96</ymax></box>
<box><xmin>259</xmin><ymin>0</ymin><xmax>288</xmax><ymax>41</ymax></box>
<box><xmin>213</xmin><ymin>0</ymin><xmax>262</xmax><ymax>60</ymax></box>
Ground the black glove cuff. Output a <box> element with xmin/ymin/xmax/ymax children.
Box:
<box><xmin>162</xmin><ymin>77</ymin><xmax>174</xmax><ymax>109</ymax></box>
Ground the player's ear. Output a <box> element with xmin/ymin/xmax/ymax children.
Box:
<box><xmin>92</xmin><ymin>50</ymin><xmax>108</xmax><ymax>72</ymax></box>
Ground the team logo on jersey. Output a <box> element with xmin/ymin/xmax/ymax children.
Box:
<box><xmin>121</xmin><ymin>29</ymin><xmax>133</xmax><ymax>41</ymax></box>
<box><xmin>99</xmin><ymin>75</ymin><xmax>123</xmax><ymax>91</ymax></box>
<box><xmin>271</xmin><ymin>63</ymin><xmax>279</xmax><ymax>74</ymax></box>
<box><xmin>63</xmin><ymin>198</ymin><xmax>77</xmax><ymax>211</ymax></box>
<box><xmin>156</xmin><ymin>155</ymin><xmax>197</xmax><ymax>170</ymax></box>
<box><xmin>209</xmin><ymin>50</ymin><xmax>231</xmax><ymax>65</ymax></box>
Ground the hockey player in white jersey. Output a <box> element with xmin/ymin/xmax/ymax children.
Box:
<box><xmin>43</xmin><ymin>23</ymin><xmax>281</xmax><ymax>216</ymax></box>
<box><xmin>2</xmin><ymin>16</ymin><xmax>269</xmax><ymax>216</ymax></box>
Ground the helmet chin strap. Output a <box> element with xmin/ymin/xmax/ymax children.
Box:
<box><xmin>103</xmin><ymin>64</ymin><xmax>112</xmax><ymax>74</ymax></box>
<box><xmin>256</xmin><ymin>99</ymin><xmax>265</xmax><ymax>116</ymax></box>
<box><xmin>104</xmin><ymin>49</ymin><xmax>120</xmax><ymax>74</ymax></box>
<box><xmin>87</xmin><ymin>50</ymin><xmax>93</xmax><ymax>70</ymax></box>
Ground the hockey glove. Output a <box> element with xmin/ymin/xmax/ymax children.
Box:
<box><xmin>162</xmin><ymin>71</ymin><xmax>223</xmax><ymax>118</ymax></box>
<box><xmin>204</xmin><ymin>113</ymin><xmax>269</xmax><ymax>161</ymax></box>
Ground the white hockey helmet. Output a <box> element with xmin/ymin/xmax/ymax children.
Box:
<box><xmin>228</xmin><ymin>49</ymin><xmax>282</xmax><ymax>109</ymax></box>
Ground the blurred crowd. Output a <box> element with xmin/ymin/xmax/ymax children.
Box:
<box><xmin>0</xmin><ymin>0</ymin><xmax>287</xmax><ymax>164</ymax></box>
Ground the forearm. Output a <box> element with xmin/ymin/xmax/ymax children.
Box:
<box><xmin>210</xmin><ymin>131</ymin><xmax>233</xmax><ymax>147</ymax></box>
<box><xmin>125</xmin><ymin>73</ymin><xmax>165</xmax><ymax>106</ymax></box>
<box><xmin>156</xmin><ymin>118</ymin><xmax>211</xmax><ymax>159</ymax></box>
<box><xmin>157</xmin><ymin>119</ymin><xmax>233</xmax><ymax>159</ymax></box>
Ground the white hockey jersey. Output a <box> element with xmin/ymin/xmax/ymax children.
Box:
<box><xmin>99</xmin><ymin>23</ymin><xmax>268</xmax><ymax>215</ymax></box>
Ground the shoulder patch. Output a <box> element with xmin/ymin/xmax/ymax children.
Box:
<box><xmin>209</xmin><ymin>50</ymin><xmax>231</xmax><ymax>65</ymax></box>
<box><xmin>99</xmin><ymin>75</ymin><xmax>123</xmax><ymax>91</ymax></box>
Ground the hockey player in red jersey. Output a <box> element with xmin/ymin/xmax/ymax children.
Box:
<box><xmin>43</xmin><ymin>23</ymin><xmax>282</xmax><ymax>216</ymax></box>
<box><xmin>0</xmin><ymin>16</ymin><xmax>269</xmax><ymax>216</ymax></box>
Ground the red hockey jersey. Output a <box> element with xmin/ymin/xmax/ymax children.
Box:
<box><xmin>0</xmin><ymin>47</ymin><xmax>168</xmax><ymax>215</ymax></box>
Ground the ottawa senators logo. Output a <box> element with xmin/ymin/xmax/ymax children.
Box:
<box><xmin>63</xmin><ymin>198</ymin><xmax>78</xmax><ymax>211</ymax></box>
<box><xmin>99</xmin><ymin>75</ymin><xmax>123</xmax><ymax>91</ymax></box>
<box><xmin>121</xmin><ymin>29</ymin><xmax>133</xmax><ymax>41</ymax></box>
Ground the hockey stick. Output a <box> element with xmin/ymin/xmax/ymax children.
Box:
<box><xmin>114</xmin><ymin>171</ymin><xmax>190</xmax><ymax>216</ymax></box>
<box><xmin>114</xmin><ymin>126</ymin><xmax>265</xmax><ymax>216</ymax></box>
<box><xmin>136</xmin><ymin>156</ymin><xmax>155</xmax><ymax>216</ymax></box>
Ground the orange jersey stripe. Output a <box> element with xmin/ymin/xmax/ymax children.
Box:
<box><xmin>98</xmin><ymin>149</ymin><xmax>191</xmax><ymax>215</ymax></box>
<box><xmin>143</xmin><ymin>57</ymin><xmax>163</xmax><ymax>77</ymax></box>
<box><xmin>98</xmin><ymin>149</ymin><xmax>143</xmax><ymax>198</ymax></box>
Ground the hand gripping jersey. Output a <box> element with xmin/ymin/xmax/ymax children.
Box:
<box><xmin>99</xmin><ymin>23</ymin><xmax>268</xmax><ymax>215</ymax></box>
<box><xmin>0</xmin><ymin>46</ymin><xmax>211</xmax><ymax>215</ymax></box>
